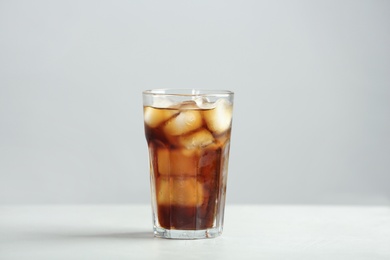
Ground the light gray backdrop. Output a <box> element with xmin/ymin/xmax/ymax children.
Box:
<box><xmin>1</xmin><ymin>0</ymin><xmax>389</xmax><ymax>205</ymax></box>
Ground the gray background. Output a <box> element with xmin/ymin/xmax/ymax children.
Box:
<box><xmin>1</xmin><ymin>0</ymin><xmax>389</xmax><ymax>205</ymax></box>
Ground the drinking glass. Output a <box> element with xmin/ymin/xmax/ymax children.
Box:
<box><xmin>143</xmin><ymin>89</ymin><xmax>234</xmax><ymax>239</ymax></box>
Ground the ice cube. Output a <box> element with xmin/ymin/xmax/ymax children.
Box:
<box><xmin>158</xmin><ymin>148</ymin><xmax>198</xmax><ymax>176</ymax></box>
<box><xmin>163</xmin><ymin>110</ymin><xmax>202</xmax><ymax>136</ymax></box>
<box><xmin>214</xmin><ymin>131</ymin><xmax>230</xmax><ymax>146</ymax></box>
<box><xmin>179</xmin><ymin>128</ymin><xmax>214</xmax><ymax>149</ymax></box>
<box><xmin>179</xmin><ymin>100</ymin><xmax>198</xmax><ymax>110</ymax></box>
<box><xmin>157</xmin><ymin>148</ymin><xmax>170</xmax><ymax>176</ymax></box>
<box><xmin>199</xmin><ymin>148</ymin><xmax>220</xmax><ymax>178</ymax></box>
<box><xmin>204</xmin><ymin>98</ymin><xmax>233</xmax><ymax>134</ymax></box>
<box><xmin>157</xmin><ymin>177</ymin><xmax>204</xmax><ymax>206</ymax></box>
<box><xmin>152</xmin><ymin>96</ymin><xmax>177</xmax><ymax>108</ymax></box>
<box><xmin>144</xmin><ymin>106</ymin><xmax>178</xmax><ymax>128</ymax></box>
<box><xmin>194</xmin><ymin>96</ymin><xmax>215</xmax><ymax>109</ymax></box>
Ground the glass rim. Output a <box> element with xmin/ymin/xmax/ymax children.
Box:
<box><xmin>143</xmin><ymin>89</ymin><xmax>234</xmax><ymax>97</ymax></box>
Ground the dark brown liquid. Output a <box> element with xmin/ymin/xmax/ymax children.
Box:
<box><xmin>145</xmin><ymin>105</ymin><xmax>231</xmax><ymax>230</ymax></box>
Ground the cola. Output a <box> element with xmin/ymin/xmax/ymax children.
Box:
<box><xmin>143</xmin><ymin>90</ymin><xmax>233</xmax><ymax>238</ymax></box>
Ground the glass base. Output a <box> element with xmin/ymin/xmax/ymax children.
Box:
<box><xmin>154</xmin><ymin>226</ymin><xmax>222</xmax><ymax>239</ymax></box>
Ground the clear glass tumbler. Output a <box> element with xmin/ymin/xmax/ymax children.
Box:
<box><xmin>143</xmin><ymin>89</ymin><xmax>234</xmax><ymax>239</ymax></box>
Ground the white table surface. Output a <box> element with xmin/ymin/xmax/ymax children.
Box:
<box><xmin>0</xmin><ymin>204</ymin><xmax>389</xmax><ymax>260</ymax></box>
